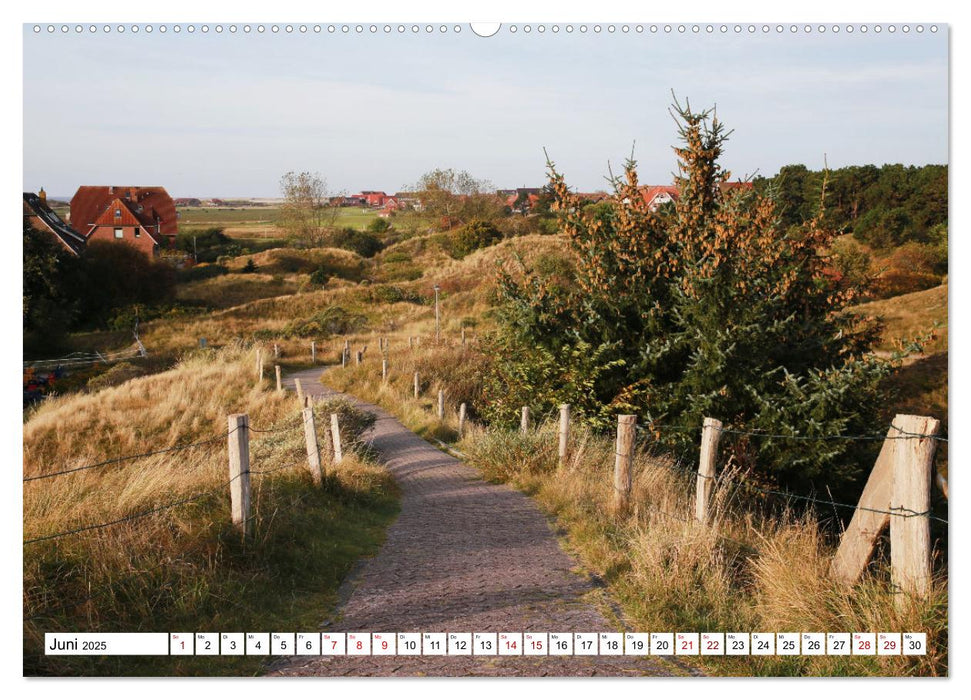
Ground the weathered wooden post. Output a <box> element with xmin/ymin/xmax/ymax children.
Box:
<box><xmin>275</xmin><ymin>365</ymin><xmax>282</xmax><ymax>392</ymax></box>
<box><xmin>409</xmin><ymin>336</ymin><xmax>414</xmax><ymax>349</ymax></box>
<box><xmin>438</xmin><ymin>389</ymin><xmax>445</xmax><ymax>421</ymax></box>
<box><xmin>458</xmin><ymin>403</ymin><xmax>467</xmax><ymax>437</ymax></box>
<box><xmin>303</xmin><ymin>406</ymin><xmax>323</xmax><ymax>485</ymax></box>
<box><xmin>558</xmin><ymin>404</ymin><xmax>571</xmax><ymax>468</ymax></box>
<box><xmin>695</xmin><ymin>417</ymin><xmax>723</xmax><ymax>524</ymax></box>
<box><xmin>461</xmin><ymin>328</ymin><xmax>466</xmax><ymax>345</ymax></box>
<box><xmin>355</xmin><ymin>350</ymin><xmax>363</xmax><ymax>366</ymax></box>
<box><xmin>414</xmin><ymin>372</ymin><xmax>420</xmax><ymax>399</ymax></box>
<box><xmin>227</xmin><ymin>414</ymin><xmax>251</xmax><ymax>537</ymax></box>
<box><xmin>255</xmin><ymin>348</ymin><xmax>263</xmax><ymax>378</ymax></box>
<box><xmin>274</xmin><ymin>343</ymin><xmax>279</xmax><ymax>359</ymax></box>
<box><xmin>891</xmin><ymin>414</ymin><xmax>940</xmax><ymax>605</ymax></box>
<box><xmin>330</xmin><ymin>413</ymin><xmax>343</xmax><ymax>464</ymax></box>
<box><xmin>382</xmin><ymin>359</ymin><xmax>388</xmax><ymax>382</ymax></box>
<box><xmin>612</xmin><ymin>415</ymin><xmax>637</xmax><ymax>514</ymax></box>
<box><xmin>521</xmin><ymin>406</ymin><xmax>530</xmax><ymax>435</ymax></box>
<box><xmin>311</xmin><ymin>341</ymin><xmax>316</xmax><ymax>364</ymax></box>
<box><xmin>294</xmin><ymin>378</ymin><xmax>304</xmax><ymax>405</ymax></box>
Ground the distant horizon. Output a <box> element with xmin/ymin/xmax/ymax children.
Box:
<box><xmin>34</xmin><ymin>157</ymin><xmax>950</xmax><ymax>204</ymax></box>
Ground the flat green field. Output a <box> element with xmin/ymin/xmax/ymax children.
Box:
<box><xmin>178</xmin><ymin>206</ymin><xmax>380</xmax><ymax>236</ymax></box>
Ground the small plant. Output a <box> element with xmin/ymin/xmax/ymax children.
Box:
<box><xmin>309</xmin><ymin>266</ymin><xmax>330</xmax><ymax>286</ymax></box>
<box><xmin>242</xmin><ymin>258</ymin><xmax>258</xmax><ymax>274</ymax></box>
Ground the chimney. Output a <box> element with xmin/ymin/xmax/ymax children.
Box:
<box><xmin>128</xmin><ymin>187</ymin><xmax>138</xmax><ymax>202</ymax></box>
<box><xmin>109</xmin><ymin>186</ymin><xmax>114</xmax><ymax>195</ymax></box>
<box><xmin>38</xmin><ymin>187</ymin><xmax>46</xmax><ymax>203</ymax></box>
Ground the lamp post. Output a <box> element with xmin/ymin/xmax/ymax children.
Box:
<box><xmin>434</xmin><ymin>284</ymin><xmax>441</xmax><ymax>342</ymax></box>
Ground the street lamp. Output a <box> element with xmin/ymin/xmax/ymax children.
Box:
<box><xmin>434</xmin><ymin>284</ymin><xmax>441</xmax><ymax>342</ymax></box>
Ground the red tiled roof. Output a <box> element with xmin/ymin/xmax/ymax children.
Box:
<box><xmin>70</xmin><ymin>186</ymin><xmax>178</xmax><ymax>238</ymax></box>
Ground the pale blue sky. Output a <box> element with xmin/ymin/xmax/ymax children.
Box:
<box><xmin>23</xmin><ymin>24</ymin><xmax>948</xmax><ymax>198</ymax></box>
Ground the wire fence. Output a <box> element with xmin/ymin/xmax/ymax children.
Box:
<box><xmin>630</xmin><ymin>421</ymin><xmax>949</xmax><ymax>526</ymax></box>
<box><xmin>23</xmin><ymin>412</ymin><xmax>308</xmax><ymax>546</ymax></box>
<box><xmin>24</xmin><ymin>345</ymin><xmax>145</xmax><ymax>370</ymax></box>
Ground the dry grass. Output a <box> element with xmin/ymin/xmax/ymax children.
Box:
<box><xmin>851</xmin><ymin>283</ymin><xmax>947</xmax><ymax>355</ymax></box>
<box><xmin>23</xmin><ymin>343</ymin><xmax>398</xmax><ymax>676</ymax></box>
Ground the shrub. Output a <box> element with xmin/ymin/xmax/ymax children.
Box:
<box><xmin>382</xmin><ymin>251</ymin><xmax>411</xmax><ymax>264</ymax></box>
<box><xmin>326</xmin><ymin>228</ymin><xmax>384</xmax><ymax>258</ymax></box>
<box><xmin>311</xmin><ymin>396</ymin><xmax>376</xmax><ymax>445</ymax></box>
<box><xmin>449</xmin><ymin>220</ymin><xmax>502</xmax><ymax>258</ymax></box>
<box><xmin>242</xmin><ymin>258</ymin><xmax>258</xmax><ymax>273</ymax></box>
<box><xmin>309</xmin><ymin>267</ymin><xmax>330</xmax><ymax>286</ymax></box>
<box><xmin>175</xmin><ymin>263</ymin><xmax>229</xmax><ymax>283</ymax></box>
<box><xmin>486</xmin><ymin>100</ymin><xmax>894</xmax><ymax>498</ymax></box>
<box><xmin>282</xmin><ymin>306</ymin><xmax>368</xmax><ymax>338</ymax></box>
<box><xmin>367</xmin><ymin>218</ymin><xmax>391</xmax><ymax>234</ymax></box>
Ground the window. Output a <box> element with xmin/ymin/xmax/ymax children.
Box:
<box><xmin>134</xmin><ymin>229</ymin><xmax>141</xmax><ymax>238</ymax></box>
<box><xmin>114</xmin><ymin>209</ymin><xmax>121</xmax><ymax>217</ymax></box>
<box><xmin>114</xmin><ymin>228</ymin><xmax>124</xmax><ymax>239</ymax></box>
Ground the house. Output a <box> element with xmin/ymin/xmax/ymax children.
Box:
<box><xmin>348</xmin><ymin>190</ymin><xmax>391</xmax><ymax>208</ymax></box>
<box><xmin>23</xmin><ymin>188</ymin><xmax>86</xmax><ymax>255</ymax></box>
<box><xmin>69</xmin><ymin>186</ymin><xmax>178</xmax><ymax>256</ymax></box>
<box><xmin>639</xmin><ymin>182</ymin><xmax>753</xmax><ymax>211</ymax></box>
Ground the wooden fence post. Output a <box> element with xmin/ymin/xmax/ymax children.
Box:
<box><xmin>274</xmin><ymin>343</ymin><xmax>279</xmax><ymax>359</ymax></box>
<box><xmin>382</xmin><ymin>359</ymin><xmax>388</xmax><ymax>383</ymax></box>
<box><xmin>613</xmin><ymin>415</ymin><xmax>637</xmax><ymax>514</ymax></box>
<box><xmin>355</xmin><ymin>350</ymin><xmax>363</xmax><ymax>366</ymax></box>
<box><xmin>228</xmin><ymin>414</ymin><xmax>251</xmax><ymax>537</ymax></box>
<box><xmin>461</xmin><ymin>328</ymin><xmax>466</xmax><ymax>345</ymax></box>
<box><xmin>890</xmin><ymin>415</ymin><xmax>940</xmax><ymax>604</ymax></box>
<box><xmin>521</xmin><ymin>406</ymin><xmax>530</xmax><ymax>435</ymax></box>
<box><xmin>311</xmin><ymin>341</ymin><xmax>316</xmax><ymax>364</ymax></box>
<box><xmin>303</xmin><ymin>406</ymin><xmax>323</xmax><ymax>485</ymax></box>
<box><xmin>275</xmin><ymin>365</ymin><xmax>282</xmax><ymax>392</ymax></box>
<box><xmin>438</xmin><ymin>389</ymin><xmax>445</xmax><ymax>421</ymax></box>
<box><xmin>330</xmin><ymin>414</ymin><xmax>343</xmax><ymax>464</ymax></box>
<box><xmin>414</xmin><ymin>372</ymin><xmax>420</xmax><ymax>399</ymax></box>
<box><xmin>695</xmin><ymin>417</ymin><xmax>723</xmax><ymax>523</ymax></box>
<box><xmin>458</xmin><ymin>402</ymin><xmax>467</xmax><ymax>437</ymax></box>
<box><xmin>558</xmin><ymin>404</ymin><xmax>571</xmax><ymax>468</ymax></box>
<box><xmin>255</xmin><ymin>348</ymin><xmax>262</xmax><ymax>378</ymax></box>
<box><xmin>409</xmin><ymin>336</ymin><xmax>414</xmax><ymax>349</ymax></box>
<box><xmin>294</xmin><ymin>378</ymin><xmax>304</xmax><ymax>404</ymax></box>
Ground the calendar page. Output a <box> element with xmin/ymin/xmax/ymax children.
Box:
<box><xmin>17</xmin><ymin>0</ymin><xmax>951</xmax><ymax>688</ymax></box>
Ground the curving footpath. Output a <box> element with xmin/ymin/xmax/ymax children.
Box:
<box><xmin>268</xmin><ymin>367</ymin><xmax>683</xmax><ymax>677</ymax></box>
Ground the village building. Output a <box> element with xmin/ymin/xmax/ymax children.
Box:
<box><xmin>23</xmin><ymin>188</ymin><xmax>86</xmax><ymax>255</ymax></box>
<box><xmin>69</xmin><ymin>186</ymin><xmax>178</xmax><ymax>256</ymax></box>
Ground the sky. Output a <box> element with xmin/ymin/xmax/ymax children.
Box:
<box><xmin>22</xmin><ymin>23</ymin><xmax>948</xmax><ymax>199</ymax></box>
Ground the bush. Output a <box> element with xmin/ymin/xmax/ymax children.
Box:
<box><xmin>176</xmin><ymin>263</ymin><xmax>229</xmax><ymax>283</ymax></box>
<box><xmin>367</xmin><ymin>284</ymin><xmax>425</xmax><ymax>305</ymax></box>
<box><xmin>309</xmin><ymin>267</ymin><xmax>330</xmax><ymax>286</ymax></box>
<box><xmin>242</xmin><ymin>258</ymin><xmax>258</xmax><ymax>273</ymax></box>
<box><xmin>367</xmin><ymin>218</ymin><xmax>391</xmax><ymax>234</ymax></box>
<box><xmin>282</xmin><ymin>306</ymin><xmax>368</xmax><ymax>338</ymax></box>
<box><xmin>326</xmin><ymin>228</ymin><xmax>384</xmax><ymax>258</ymax></box>
<box><xmin>449</xmin><ymin>220</ymin><xmax>502</xmax><ymax>258</ymax></box>
<box><xmin>486</xmin><ymin>101</ymin><xmax>893</xmax><ymax>498</ymax></box>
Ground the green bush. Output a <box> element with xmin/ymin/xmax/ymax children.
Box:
<box><xmin>326</xmin><ymin>228</ymin><xmax>384</xmax><ymax>258</ymax></box>
<box><xmin>449</xmin><ymin>220</ymin><xmax>502</xmax><ymax>258</ymax></box>
<box><xmin>282</xmin><ymin>306</ymin><xmax>368</xmax><ymax>338</ymax></box>
<box><xmin>309</xmin><ymin>267</ymin><xmax>330</xmax><ymax>286</ymax></box>
<box><xmin>242</xmin><ymin>258</ymin><xmax>258</xmax><ymax>273</ymax></box>
<box><xmin>367</xmin><ymin>218</ymin><xmax>391</xmax><ymax>234</ymax></box>
<box><xmin>311</xmin><ymin>396</ymin><xmax>376</xmax><ymax>445</ymax></box>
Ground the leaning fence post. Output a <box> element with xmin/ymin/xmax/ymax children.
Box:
<box><xmin>521</xmin><ymin>406</ymin><xmax>530</xmax><ymax>435</ymax></box>
<box><xmin>890</xmin><ymin>414</ymin><xmax>940</xmax><ymax>605</ymax></box>
<box><xmin>438</xmin><ymin>389</ymin><xmax>445</xmax><ymax>421</ymax></box>
<box><xmin>302</xmin><ymin>406</ymin><xmax>323</xmax><ymax>485</ymax></box>
<box><xmin>695</xmin><ymin>417</ymin><xmax>723</xmax><ymax>523</ymax></box>
<box><xmin>295</xmin><ymin>378</ymin><xmax>304</xmax><ymax>404</ymax></box>
<box><xmin>275</xmin><ymin>365</ymin><xmax>282</xmax><ymax>392</ymax></box>
<box><xmin>330</xmin><ymin>414</ymin><xmax>343</xmax><ymax>464</ymax></box>
<box><xmin>558</xmin><ymin>404</ymin><xmax>571</xmax><ymax>468</ymax></box>
<box><xmin>414</xmin><ymin>372</ymin><xmax>420</xmax><ymax>399</ymax></box>
<box><xmin>613</xmin><ymin>415</ymin><xmax>637</xmax><ymax>513</ymax></box>
<box><xmin>228</xmin><ymin>414</ymin><xmax>251</xmax><ymax>537</ymax></box>
<box><xmin>458</xmin><ymin>402</ymin><xmax>467</xmax><ymax>437</ymax></box>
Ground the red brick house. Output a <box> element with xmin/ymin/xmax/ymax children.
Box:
<box><xmin>640</xmin><ymin>182</ymin><xmax>753</xmax><ymax>211</ymax></box>
<box><xmin>69</xmin><ymin>186</ymin><xmax>178</xmax><ymax>256</ymax></box>
<box><xmin>23</xmin><ymin>189</ymin><xmax>86</xmax><ymax>255</ymax></box>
